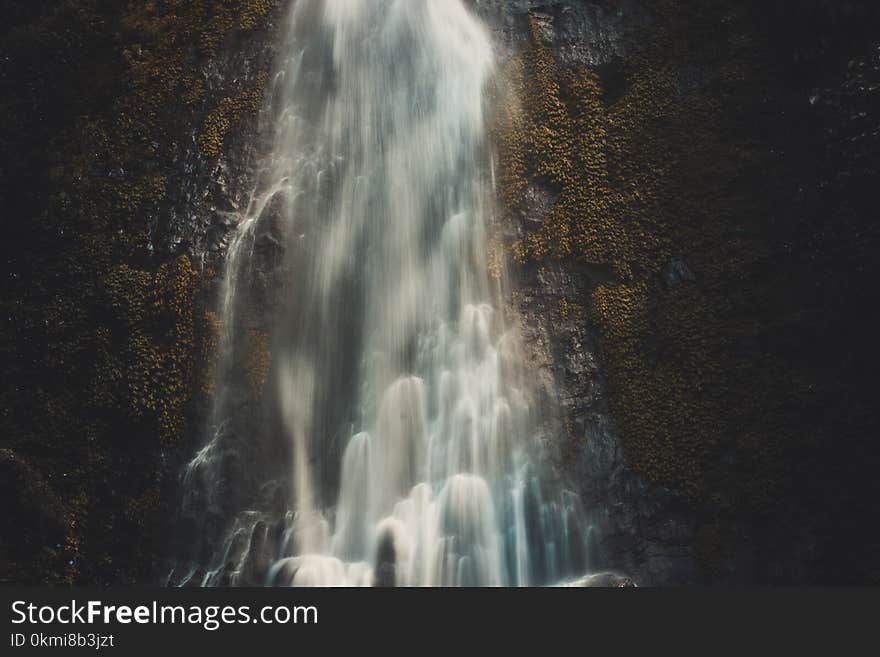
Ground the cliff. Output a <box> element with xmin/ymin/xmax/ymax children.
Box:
<box><xmin>2</xmin><ymin>0</ymin><xmax>878</xmax><ymax>585</ymax></box>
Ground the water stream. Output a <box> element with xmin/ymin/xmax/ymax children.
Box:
<box><xmin>177</xmin><ymin>0</ymin><xmax>593</xmax><ymax>587</ymax></box>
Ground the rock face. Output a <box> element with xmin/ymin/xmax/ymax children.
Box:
<box><xmin>477</xmin><ymin>0</ymin><xmax>880</xmax><ymax>584</ymax></box>
<box><xmin>1</xmin><ymin>0</ymin><xmax>286</xmax><ymax>585</ymax></box>
<box><xmin>0</xmin><ymin>450</ymin><xmax>68</xmax><ymax>584</ymax></box>
<box><xmin>3</xmin><ymin>0</ymin><xmax>879</xmax><ymax>585</ymax></box>
<box><xmin>569</xmin><ymin>572</ymin><xmax>636</xmax><ymax>587</ymax></box>
<box><xmin>478</xmin><ymin>0</ymin><xmax>640</xmax><ymax>66</ymax></box>
<box><xmin>507</xmin><ymin>262</ymin><xmax>699</xmax><ymax>585</ymax></box>
<box><xmin>476</xmin><ymin>0</ymin><xmax>699</xmax><ymax>585</ymax></box>
<box><xmin>155</xmin><ymin>39</ymin><xmax>277</xmax><ymax>268</ymax></box>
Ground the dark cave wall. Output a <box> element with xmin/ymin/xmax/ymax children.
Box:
<box><xmin>1</xmin><ymin>0</ymin><xmax>878</xmax><ymax>585</ymax></box>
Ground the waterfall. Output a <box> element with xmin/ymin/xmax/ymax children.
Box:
<box><xmin>176</xmin><ymin>0</ymin><xmax>593</xmax><ymax>587</ymax></box>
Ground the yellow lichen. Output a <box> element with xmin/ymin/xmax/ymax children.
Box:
<box><xmin>199</xmin><ymin>70</ymin><xmax>268</xmax><ymax>158</ymax></box>
<box><xmin>245</xmin><ymin>329</ymin><xmax>271</xmax><ymax>398</ymax></box>
<box><xmin>104</xmin><ymin>255</ymin><xmax>197</xmax><ymax>446</ymax></box>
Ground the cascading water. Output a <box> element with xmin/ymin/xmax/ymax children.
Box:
<box><xmin>176</xmin><ymin>0</ymin><xmax>594</xmax><ymax>587</ymax></box>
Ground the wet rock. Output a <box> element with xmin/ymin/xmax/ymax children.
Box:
<box><xmin>372</xmin><ymin>530</ymin><xmax>397</xmax><ymax>588</ymax></box>
<box><xmin>508</xmin><ymin>222</ymin><xmax>699</xmax><ymax>586</ymax></box>
<box><xmin>518</xmin><ymin>182</ymin><xmax>559</xmax><ymax>226</ymax></box>
<box><xmin>155</xmin><ymin>7</ymin><xmax>284</xmax><ymax>268</ymax></box>
<box><xmin>571</xmin><ymin>572</ymin><xmax>636</xmax><ymax>587</ymax></box>
<box><xmin>0</xmin><ymin>449</ymin><xmax>67</xmax><ymax>582</ymax></box>
<box><xmin>216</xmin><ymin>562</ymin><xmax>238</xmax><ymax>587</ymax></box>
<box><xmin>661</xmin><ymin>256</ymin><xmax>695</xmax><ymax>288</ymax></box>
<box><xmin>477</xmin><ymin>0</ymin><xmax>643</xmax><ymax>67</ymax></box>
<box><xmin>181</xmin><ymin>568</ymin><xmax>206</xmax><ymax>588</ymax></box>
<box><xmin>268</xmin><ymin>558</ymin><xmax>298</xmax><ymax>587</ymax></box>
<box><xmin>239</xmin><ymin>521</ymin><xmax>271</xmax><ymax>586</ymax></box>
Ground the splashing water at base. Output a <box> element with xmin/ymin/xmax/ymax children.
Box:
<box><xmin>176</xmin><ymin>0</ymin><xmax>596</xmax><ymax>587</ymax></box>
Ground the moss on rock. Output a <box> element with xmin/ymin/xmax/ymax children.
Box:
<box><xmin>494</xmin><ymin>0</ymin><xmax>880</xmax><ymax>582</ymax></box>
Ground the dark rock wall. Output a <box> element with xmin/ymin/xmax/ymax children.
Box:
<box><xmin>1</xmin><ymin>0</ymin><xmax>281</xmax><ymax>585</ymax></box>
<box><xmin>2</xmin><ymin>0</ymin><xmax>878</xmax><ymax>585</ymax></box>
<box><xmin>482</xmin><ymin>0</ymin><xmax>880</xmax><ymax>584</ymax></box>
